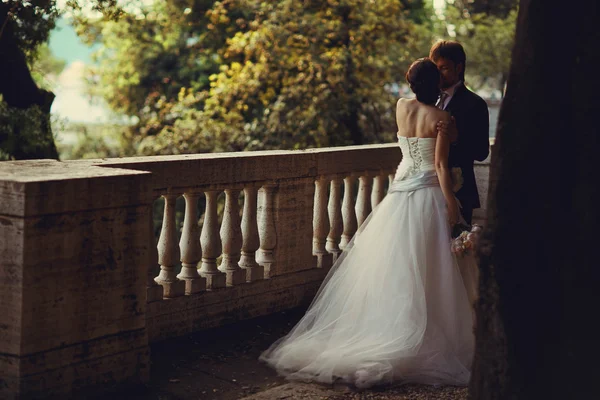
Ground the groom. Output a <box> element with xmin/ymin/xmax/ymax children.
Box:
<box><xmin>430</xmin><ymin>40</ymin><xmax>490</xmax><ymax>224</ymax></box>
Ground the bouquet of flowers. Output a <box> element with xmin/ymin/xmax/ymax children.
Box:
<box><xmin>452</xmin><ymin>223</ymin><xmax>483</xmax><ymax>308</ymax></box>
<box><xmin>451</xmin><ymin>223</ymin><xmax>483</xmax><ymax>257</ymax></box>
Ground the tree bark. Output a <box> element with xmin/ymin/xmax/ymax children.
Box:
<box><xmin>470</xmin><ymin>1</ymin><xmax>600</xmax><ymax>399</ymax></box>
<box><xmin>0</xmin><ymin>4</ymin><xmax>59</xmax><ymax>160</ymax></box>
<box><xmin>339</xmin><ymin>5</ymin><xmax>363</xmax><ymax>146</ymax></box>
<box><xmin>499</xmin><ymin>73</ymin><xmax>507</xmax><ymax>99</ymax></box>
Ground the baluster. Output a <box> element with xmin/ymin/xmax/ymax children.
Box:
<box><xmin>356</xmin><ymin>174</ymin><xmax>373</xmax><ymax>228</ymax></box>
<box><xmin>177</xmin><ymin>192</ymin><xmax>207</xmax><ymax>294</ymax></box>
<box><xmin>257</xmin><ymin>183</ymin><xmax>277</xmax><ymax>278</ymax></box>
<box><xmin>218</xmin><ymin>189</ymin><xmax>246</xmax><ymax>286</ymax></box>
<box><xmin>147</xmin><ymin>197</ymin><xmax>163</xmax><ymax>301</ymax></box>
<box><xmin>340</xmin><ymin>175</ymin><xmax>357</xmax><ymax>250</ymax></box>
<box><xmin>371</xmin><ymin>172</ymin><xmax>386</xmax><ymax>208</ymax></box>
<box><xmin>199</xmin><ymin>190</ymin><xmax>226</xmax><ymax>290</ymax></box>
<box><xmin>313</xmin><ymin>177</ymin><xmax>332</xmax><ymax>269</ymax></box>
<box><xmin>326</xmin><ymin>177</ymin><xmax>343</xmax><ymax>262</ymax></box>
<box><xmin>239</xmin><ymin>185</ymin><xmax>264</xmax><ymax>282</ymax></box>
<box><xmin>155</xmin><ymin>194</ymin><xmax>185</xmax><ymax>298</ymax></box>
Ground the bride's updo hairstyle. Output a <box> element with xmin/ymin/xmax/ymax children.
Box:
<box><xmin>405</xmin><ymin>58</ymin><xmax>440</xmax><ymax>106</ymax></box>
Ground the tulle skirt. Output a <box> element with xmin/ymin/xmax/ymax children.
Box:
<box><xmin>260</xmin><ymin>185</ymin><xmax>475</xmax><ymax>388</ymax></box>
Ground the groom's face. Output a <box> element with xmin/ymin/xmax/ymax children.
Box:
<box><xmin>435</xmin><ymin>58</ymin><xmax>463</xmax><ymax>89</ymax></box>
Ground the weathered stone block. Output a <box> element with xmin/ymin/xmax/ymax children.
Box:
<box><xmin>203</xmin><ymin>273</ymin><xmax>227</xmax><ymax>290</ymax></box>
<box><xmin>183</xmin><ymin>276</ymin><xmax>207</xmax><ymax>295</ymax></box>
<box><xmin>0</xmin><ymin>215</ymin><xmax>24</xmax><ymax>357</ymax></box>
<box><xmin>315</xmin><ymin>253</ymin><xmax>333</xmax><ymax>270</ymax></box>
<box><xmin>243</xmin><ymin>264</ymin><xmax>265</xmax><ymax>282</ymax></box>
<box><xmin>225</xmin><ymin>268</ymin><xmax>246</xmax><ymax>286</ymax></box>
<box><xmin>0</xmin><ymin>160</ymin><xmax>152</xmax><ymax>399</ymax></box>
<box><xmin>156</xmin><ymin>278</ymin><xmax>186</xmax><ymax>298</ymax></box>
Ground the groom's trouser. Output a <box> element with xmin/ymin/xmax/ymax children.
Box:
<box><xmin>461</xmin><ymin>206</ymin><xmax>473</xmax><ymax>225</ymax></box>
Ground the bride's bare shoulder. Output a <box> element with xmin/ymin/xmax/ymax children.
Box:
<box><xmin>396</xmin><ymin>98</ymin><xmax>416</xmax><ymax>113</ymax></box>
<box><xmin>397</xmin><ymin>97</ymin><xmax>415</xmax><ymax>105</ymax></box>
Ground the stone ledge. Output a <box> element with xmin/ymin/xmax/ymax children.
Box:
<box><xmin>312</xmin><ymin>144</ymin><xmax>400</xmax><ymax>176</ymax></box>
<box><xmin>76</xmin><ymin>151</ymin><xmax>317</xmax><ymax>192</ymax></box>
<box><xmin>0</xmin><ymin>160</ymin><xmax>152</xmax><ymax>217</ymax></box>
<box><xmin>77</xmin><ymin>144</ymin><xmax>401</xmax><ymax>192</ymax></box>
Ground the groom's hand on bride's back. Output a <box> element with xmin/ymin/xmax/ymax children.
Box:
<box><xmin>437</xmin><ymin>117</ymin><xmax>458</xmax><ymax>143</ymax></box>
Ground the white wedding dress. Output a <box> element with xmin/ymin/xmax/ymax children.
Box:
<box><xmin>260</xmin><ymin>136</ymin><xmax>474</xmax><ymax>388</ymax></box>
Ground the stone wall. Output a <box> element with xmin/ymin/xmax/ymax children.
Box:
<box><xmin>0</xmin><ymin>160</ymin><xmax>152</xmax><ymax>399</ymax></box>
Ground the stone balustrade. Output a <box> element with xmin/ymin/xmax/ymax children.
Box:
<box><xmin>0</xmin><ymin>144</ymin><xmax>491</xmax><ymax>399</ymax></box>
<box><xmin>84</xmin><ymin>146</ymin><xmax>402</xmax><ymax>342</ymax></box>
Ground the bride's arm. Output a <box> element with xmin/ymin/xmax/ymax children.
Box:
<box><xmin>435</xmin><ymin>117</ymin><xmax>460</xmax><ymax>226</ymax></box>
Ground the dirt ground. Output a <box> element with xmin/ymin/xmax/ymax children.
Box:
<box><xmin>116</xmin><ymin>307</ymin><xmax>467</xmax><ymax>400</ymax></box>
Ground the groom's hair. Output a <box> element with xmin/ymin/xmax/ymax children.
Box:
<box><xmin>429</xmin><ymin>40</ymin><xmax>466</xmax><ymax>80</ymax></box>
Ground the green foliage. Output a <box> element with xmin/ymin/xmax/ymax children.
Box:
<box><xmin>451</xmin><ymin>0</ymin><xmax>518</xmax><ymax>19</ymax></box>
<box><xmin>458</xmin><ymin>9</ymin><xmax>517</xmax><ymax>93</ymax></box>
<box><xmin>1</xmin><ymin>0</ymin><xmax>516</xmax><ymax>160</ymax></box>
<box><xmin>88</xmin><ymin>0</ymin><xmax>431</xmax><ymax>155</ymax></box>
<box><xmin>28</xmin><ymin>44</ymin><xmax>67</xmax><ymax>90</ymax></box>
<box><xmin>0</xmin><ymin>0</ymin><xmax>122</xmax><ymax>160</ymax></box>
<box><xmin>0</xmin><ymin>98</ymin><xmax>57</xmax><ymax>160</ymax></box>
<box><xmin>0</xmin><ymin>0</ymin><xmax>124</xmax><ymax>70</ymax></box>
<box><xmin>440</xmin><ymin>5</ymin><xmax>517</xmax><ymax>94</ymax></box>
<box><xmin>429</xmin><ymin>2</ymin><xmax>517</xmax><ymax>95</ymax></box>
<box><xmin>0</xmin><ymin>1</ymin><xmax>60</xmax><ymax>58</ymax></box>
<box><xmin>401</xmin><ymin>0</ymin><xmax>429</xmax><ymax>24</ymax></box>
<box><xmin>79</xmin><ymin>0</ymin><xmax>227</xmax><ymax>137</ymax></box>
<box><xmin>54</xmin><ymin>121</ymin><xmax>134</xmax><ymax>160</ymax></box>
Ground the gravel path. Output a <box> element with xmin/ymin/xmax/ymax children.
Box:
<box><xmin>241</xmin><ymin>382</ymin><xmax>467</xmax><ymax>400</ymax></box>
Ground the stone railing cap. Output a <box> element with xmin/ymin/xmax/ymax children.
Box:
<box><xmin>80</xmin><ymin>144</ymin><xmax>401</xmax><ymax>192</ymax></box>
<box><xmin>0</xmin><ymin>160</ymin><xmax>151</xmax><ymax>217</ymax></box>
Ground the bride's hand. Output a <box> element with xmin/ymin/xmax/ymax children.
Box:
<box><xmin>447</xmin><ymin>200</ymin><xmax>460</xmax><ymax>226</ymax></box>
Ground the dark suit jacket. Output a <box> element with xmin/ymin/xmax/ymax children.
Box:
<box><xmin>445</xmin><ymin>83</ymin><xmax>490</xmax><ymax>209</ymax></box>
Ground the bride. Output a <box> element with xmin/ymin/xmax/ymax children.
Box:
<box><xmin>260</xmin><ymin>58</ymin><xmax>474</xmax><ymax>389</ymax></box>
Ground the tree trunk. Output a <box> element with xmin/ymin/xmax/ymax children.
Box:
<box><xmin>0</xmin><ymin>4</ymin><xmax>59</xmax><ymax>160</ymax></box>
<box><xmin>470</xmin><ymin>1</ymin><xmax>600</xmax><ymax>399</ymax></box>
<box><xmin>499</xmin><ymin>73</ymin><xmax>507</xmax><ymax>99</ymax></box>
<box><xmin>339</xmin><ymin>5</ymin><xmax>363</xmax><ymax>146</ymax></box>
<box><xmin>344</xmin><ymin>108</ymin><xmax>362</xmax><ymax>146</ymax></box>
